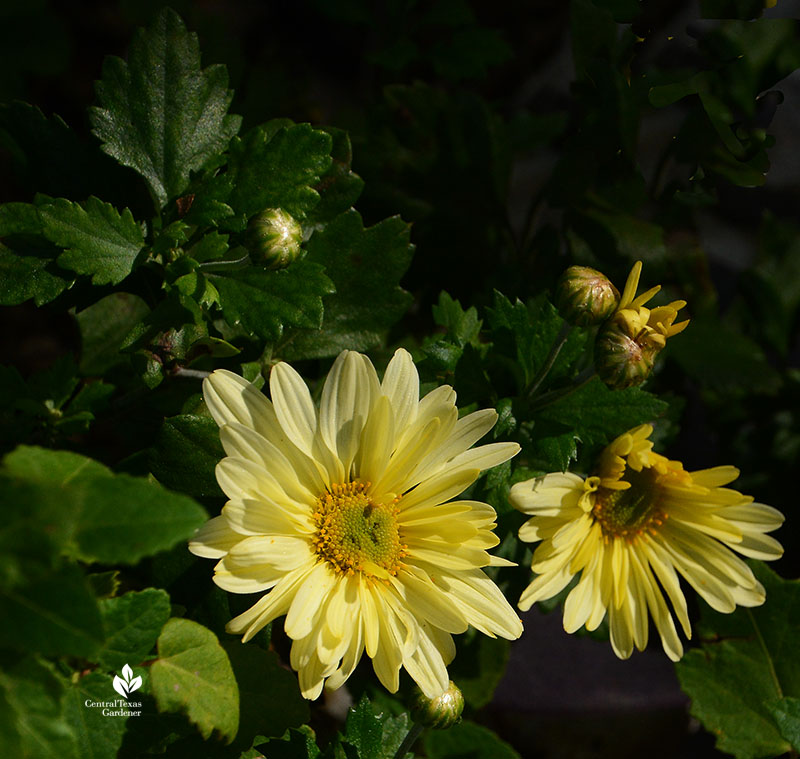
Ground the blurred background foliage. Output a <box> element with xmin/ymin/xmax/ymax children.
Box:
<box><xmin>1</xmin><ymin>1</ymin><xmax>799</xmax><ymax>757</ymax></box>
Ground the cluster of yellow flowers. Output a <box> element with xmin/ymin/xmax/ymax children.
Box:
<box><xmin>189</xmin><ymin>263</ymin><xmax>784</xmax><ymax>702</ymax></box>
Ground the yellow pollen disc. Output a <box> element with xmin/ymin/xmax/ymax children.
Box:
<box><xmin>311</xmin><ymin>481</ymin><xmax>406</xmax><ymax>578</ymax></box>
<box><xmin>591</xmin><ymin>467</ymin><xmax>667</xmax><ymax>542</ymax></box>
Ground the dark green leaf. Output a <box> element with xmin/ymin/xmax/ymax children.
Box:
<box><xmin>258</xmin><ymin>727</ymin><xmax>320</xmax><ymax>759</ymax></box>
<box><xmin>149</xmin><ymin>413</ymin><xmax>223</xmax><ymax>498</ymax></box>
<box><xmin>98</xmin><ymin>589</ymin><xmax>171</xmax><ymax>670</ymax></box>
<box><xmin>448</xmin><ymin>633</ymin><xmax>511</xmax><ymax>709</ymax></box>
<box><xmin>38</xmin><ymin>196</ymin><xmax>145</xmax><ymax>285</ymax></box>
<box><xmin>282</xmin><ymin>210</ymin><xmax>413</xmax><ymax>359</ymax></box>
<box><xmin>211</xmin><ymin>259</ymin><xmax>334</xmax><ymax>342</ymax></box>
<box><xmin>63</xmin><ymin>673</ymin><xmax>128</xmax><ymax>759</ymax></box>
<box><xmin>424</xmin><ymin>720</ymin><xmax>520</xmax><ymax>759</ymax></box>
<box><xmin>675</xmin><ymin>563</ymin><xmax>799</xmax><ymax>759</ymax></box>
<box><xmin>226</xmin><ymin>123</ymin><xmax>332</xmax><ymax>222</ymax></box>
<box><xmin>222</xmin><ymin>643</ymin><xmax>308</xmax><ymax>748</ymax></box>
<box><xmin>310</xmin><ymin>127</ymin><xmax>364</xmax><ymax>223</ymax></box>
<box><xmin>433</xmin><ymin>291</ymin><xmax>482</xmax><ymax>348</ymax></box>
<box><xmin>76</xmin><ymin>293</ymin><xmax>151</xmax><ymax>375</ymax></box>
<box><xmin>768</xmin><ymin>697</ymin><xmax>800</xmax><ymax>751</ymax></box>
<box><xmin>0</xmin><ymin>564</ymin><xmax>104</xmax><ymax>658</ymax></box>
<box><xmin>0</xmin><ymin>654</ymin><xmax>77</xmax><ymax>759</ymax></box>
<box><xmin>151</xmin><ymin>618</ymin><xmax>239</xmax><ymax>742</ymax></box>
<box><xmin>90</xmin><ymin>8</ymin><xmax>241</xmax><ymax>208</ymax></box>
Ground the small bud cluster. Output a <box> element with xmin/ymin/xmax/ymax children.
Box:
<box><xmin>555</xmin><ymin>262</ymin><xmax>688</xmax><ymax>389</ymax></box>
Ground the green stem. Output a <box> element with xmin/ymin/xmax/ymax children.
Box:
<box><xmin>529</xmin><ymin>367</ymin><xmax>597</xmax><ymax>412</ymax></box>
<box><xmin>393</xmin><ymin>722</ymin><xmax>424</xmax><ymax>759</ymax></box>
<box><xmin>526</xmin><ymin>322</ymin><xmax>572</xmax><ymax>399</ymax></box>
<box><xmin>198</xmin><ymin>254</ymin><xmax>250</xmax><ymax>272</ymax></box>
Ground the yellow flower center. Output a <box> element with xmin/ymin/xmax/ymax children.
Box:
<box><xmin>311</xmin><ymin>481</ymin><xmax>406</xmax><ymax>578</ymax></box>
<box><xmin>591</xmin><ymin>468</ymin><xmax>668</xmax><ymax>541</ymax></box>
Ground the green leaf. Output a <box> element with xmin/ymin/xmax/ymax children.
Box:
<box><xmin>675</xmin><ymin>563</ymin><xmax>799</xmax><ymax>759</ymax></box>
<box><xmin>225</xmin><ymin>122</ymin><xmax>332</xmax><ymax>222</ymax></box>
<box><xmin>63</xmin><ymin>673</ymin><xmax>128</xmax><ymax>759</ymax></box>
<box><xmin>309</xmin><ymin>127</ymin><xmax>364</xmax><ymax>224</ymax></box>
<box><xmin>768</xmin><ymin>697</ymin><xmax>800</xmax><ymax>751</ymax></box>
<box><xmin>423</xmin><ymin>720</ymin><xmax>520</xmax><ymax>759</ymax></box>
<box><xmin>433</xmin><ymin>291</ymin><xmax>482</xmax><ymax>348</ymax></box>
<box><xmin>222</xmin><ymin>643</ymin><xmax>308</xmax><ymax>748</ymax></box>
<box><xmin>38</xmin><ymin>196</ymin><xmax>145</xmax><ymax>285</ymax></box>
<box><xmin>90</xmin><ymin>8</ymin><xmax>241</xmax><ymax>208</ymax></box>
<box><xmin>0</xmin><ymin>564</ymin><xmax>104</xmax><ymax>659</ymax></box>
<box><xmin>534</xmin><ymin>379</ymin><xmax>669</xmax><ymax>452</ymax></box>
<box><xmin>339</xmin><ymin>695</ymin><xmax>410</xmax><ymax>759</ymax></box>
<box><xmin>2</xmin><ymin>446</ymin><xmax>207</xmax><ymax>565</ymax></box>
<box><xmin>211</xmin><ymin>259</ymin><xmax>334</xmax><ymax>342</ymax></box>
<box><xmin>97</xmin><ymin>589</ymin><xmax>171</xmax><ymax>670</ymax></box>
<box><xmin>282</xmin><ymin>210</ymin><xmax>413</xmax><ymax>359</ymax></box>
<box><xmin>0</xmin><ymin>654</ymin><xmax>77</xmax><ymax>759</ymax></box>
<box><xmin>151</xmin><ymin>618</ymin><xmax>239</xmax><ymax>743</ymax></box>
<box><xmin>76</xmin><ymin>293</ymin><xmax>151</xmax><ymax>375</ymax></box>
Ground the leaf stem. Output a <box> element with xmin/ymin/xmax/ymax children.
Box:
<box><xmin>393</xmin><ymin>722</ymin><xmax>424</xmax><ymax>759</ymax></box>
<box><xmin>171</xmin><ymin>367</ymin><xmax>211</xmax><ymax>380</ymax></box>
<box><xmin>526</xmin><ymin>322</ymin><xmax>572</xmax><ymax>399</ymax></box>
<box><xmin>529</xmin><ymin>367</ymin><xmax>597</xmax><ymax>412</ymax></box>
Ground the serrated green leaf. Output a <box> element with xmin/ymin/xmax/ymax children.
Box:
<box><xmin>211</xmin><ymin>259</ymin><xmax>334</xmax><ymax>342</ymax></box>
<box><xmin>0</xmin><ymin>214</ymin><xmax>72</xmax><ymax>306</ymax></box>
<box><xmin>534</xmin><ymin>378</ymin><xmax>669</xmax><ymax>450</ymax></box>
<box><xmin>310</xmin><ymin>127</ymin><xmax>365</xmax><ymax>223</ymax></box>
<box><xmin>90</xmin><ymin>8</ymin><xmax>241</xmax><ymax>208</ymax></box>
<box><xmin>675</xmin><ymin>563</ymin><xmax>799</xmax><ymax>759</ymax></box>
<box><xmin>339</xmin><ymin>695</ymin><xmax>409</xmax><ymax>759</ymax></box>
<box><xmin>226</xmin><ymin>123</ymin><xmax>332</xmax><ymax>221</ymax></box>
<box><xmin>98</xmin><ymin>589</ymin><xmax>171</xmax><ymax>670</ymax></box>
<box><xmin>0</xmin><ymin>654</ymin><xmax>77</xmax><ymax>759</ymax></box>
<box><xmin>424</xmin><ymin>720</ymin><xmax>520</xmax><ymax>759</ymax></box>
<box><xmin>222</xmin><ymin>643</ymin><xmax>308</xmax><ymax>749</ymax></box>
<box><xmin>2</xmin><ymin>446</ymin><xmax>207</xmax><ymax>565</ymax></box>
<box><xmin>151</xmin><ymin>618</ymin><xmax>239</xmax><ymax>743</ymax></box>
<box><xmin>433</xmin><ymin>291</ymin><xmax>482</xmax><ymax>347</ymax></box>
<box><xmin>63</xmin><ymin>673</ymin><xmax>127</xmax><ymax>759</ymax></box>
<box><xmin>283</xmin><ymin>210</ymin><xmax>413</xmax><ymax>359</ymax></box>
<box><xmin>38</xmin><ymin>196</ymin><xmax>145</xmax><ymax>285</ymax></box>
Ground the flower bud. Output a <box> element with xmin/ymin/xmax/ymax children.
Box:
<box><xmin>245</xmin><ymin>209</ymin><xmax>303</xmax><ymax>269</ymax></box>
<box><xmin>554</xmin><ymin>266</ymin><xmax>620</xmax><ymax>327</ymax></box>
<box><xmin>594</xmin><ymin>310</ymin><xmax>660</xmax><ymax>389</ymax></box>
<box><xmin>409</xmin><ymin>681</ymin><xmax>464</xmax><ymax>729</ymax></box>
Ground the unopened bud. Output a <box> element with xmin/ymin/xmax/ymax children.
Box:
<box><xmin>554</xmin><ymin>266</ymin><xmax>620</xmax><ymax>327</ymax></box>
<box><xmin>246</xmin><ymin>209</ymin><xmax>303</xmax><ymax>269</ymax></box>
<box><xmin>594</xmin><ymin>311</ymin><xmax>659</xmax><ymax>389</ymax></box>
<box><xmin>409</xmin><ymin>681</ymin><xmax>464</xmax><ymax>729</ymax></box>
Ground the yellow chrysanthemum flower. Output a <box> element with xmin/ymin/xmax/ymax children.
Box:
<box><xmin>509</xmin><ymin>425</ymin><xmax>784</xmax><ymax>661</ymax></box>
<box><xmin>595</xmin><ymin>261</ymin><xmax>690</xmax><ymax>388</ymax></box>
<box><xmin>189</xmin><ymin>349</ymin><xmax>523</xmax><ymax>699</ymax></box>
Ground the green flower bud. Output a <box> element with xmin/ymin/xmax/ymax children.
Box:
<box><xmin>409</xmin><ymin>681</ymin><xmax>464</xmax><ymax>729</ymax></box>
<box><xmin>594</xmin><ymin>310</ymin><xmax>659</xmax><ymax>389</ymax></box>
<box><xmin>554</xmin><ymin>266</ymin><xmax>620</xmax><ymax>327</ymax></box>
<box><xmin>246</xmin><ymin>208</ymin><xmax>303</xmax><ymax>269</ymax></box>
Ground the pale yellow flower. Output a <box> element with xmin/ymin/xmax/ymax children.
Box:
<box><xmin>510</xmin><ymin>425</ymin><xmax>784</xmax><ymax>661</ymax></box>
<box><xmin>190</xmin><ymin>349</ymin><xmax>522</xmax><ymax>699</ymax></box>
